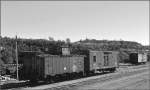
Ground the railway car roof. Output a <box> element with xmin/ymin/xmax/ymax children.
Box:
<box><xmin>37</xmin><ymin>54</ymin><xmax>85</xmax><ymax>57</ymax></box>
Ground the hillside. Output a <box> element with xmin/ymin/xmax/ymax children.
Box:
<box><xmin>0</xmin><ymin>37</ymin><xmax>146</xmax><ymax>63</ymax></box>
<box><xmin>71</xmin><ymin>39</ymin><xmax>145</xmax><ymax>63</ymax></box>
<box><xmin>71</xmin><ymin>39</ymin><xmax>143</xmax><ymax>53</ymax></box>
<box><xmin>0</xmin><ymin>37</ymin><xmax>148</xmax><ymax>75</ymax></box>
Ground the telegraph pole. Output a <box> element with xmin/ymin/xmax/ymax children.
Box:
<box><xmin>0</xmin><ymin>0</ymin><xmax>1</xmax><ymax>39</ymax></box>
<box><xmin>15</xmin><ymin>35</ymin><xmax>19</xmax><ymax>80</ymax></box>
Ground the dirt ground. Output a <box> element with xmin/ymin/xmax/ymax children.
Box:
<box><xmin>71</xmin><ymin>70</ymin><xmax>149</xmax><ymax>90</ymax></box>
<box><xmin>18</xmin><ymin>63</ymin><xmax>150</xmax><ymax>90</ymax></box>
<box><xmin>70</xmin><ymin>63</ymin><xmax>150</xmax><ymax>90</ymax></box>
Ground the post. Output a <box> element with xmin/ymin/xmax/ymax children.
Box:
<box><xmin>15</xmin><ymin>35</ymin><xmax>19</xmax><ymax>80</ymax></box>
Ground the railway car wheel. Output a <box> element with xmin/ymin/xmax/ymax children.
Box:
<box><xmin>45</xmin><ymin>76</ymin><xmax>53</xmax><ymax>83</ymax></box>
<box><xmin>110</xmin><ymin>67</ymin><xmax>116</xmax><ymax>73</ymax></box>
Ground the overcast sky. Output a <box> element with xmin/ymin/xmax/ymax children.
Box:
<box><xmin>1</xmin><ymin>1</ymin><xmax>149</xmax><ymax>45</ymax></box>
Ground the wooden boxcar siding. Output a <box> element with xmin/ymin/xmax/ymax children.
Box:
<box><xmin>25</xmin><ymin>56</ymin><xmax>32</xmax><ymax>76</ymax></box>
<box><xmin>45</xmin><ymin>56</ymin><xmax>52</xmax><ymax>76</ymax></box>
<box><xmin>19</xmin><ymin>51</ymin><xmax>43</xmax><ymax>79</ymax></box>
<box><xmin>77</xmin><ymin>56</ymin><xmax>84</xmax><ymax>72</ymax></box>
<box><xmin>43</xmin><ymin>55</ymin><xmax>84</xmax><ymax>77</ymax></box>
<box><xmin>114</xmin><ymin>52</ymin><xmax>119</xmax><ymax>67</ymax></box>
<box><xmin>22</xmin><ymin>54</ymin><xmax>38</xmax><ymax>79</ymax></box>
<box><xmin>22</xmin><ymin>56</ymin><xmax>30</xmax><ymax>78</ymax></box>
<box><xmin>84</xmin><ymin>52</ymin><xmax>90</xmax><ymax>73</ymax></box>
<box><xmin>138</xmin><ymin>54</ymin><xmax>143</xmax><ymax>63</ymax></box>
<box><xmin>70</xmin><ymin>56</ymin><xmax>84</xmax><ymax>73</ymax></box>
<box><xmin>35</xmin><ymin>56</ymin><xmax>45</xmax><ymax>79</ymax></box>
<box><xmin>108</xmin><ymin>52</ymin><xmax>118</xmax><ymax>67</ymax></box>
<box><xmin>142</xmin><ymin>53</ymin><xmax>147</xmax><ymax>62</ymax></box>
<box><xmin>89</xmin><ymin>51</ymin><xmax>118</xmax><ymax>71</ymax></box>
<box><xmin>89</xmin><ymin>51</ymin><xmax>103</xmax><ymax>71</ymax></box>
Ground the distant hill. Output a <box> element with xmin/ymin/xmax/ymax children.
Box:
<box><xmin>0</xmin><ymin>37</ymin><xmax>66</xmax><ymax>64</ymax></box>
<box><xmin>142</xmin><ymin>45</ymin><xmax>150</xmax><ymax>50</ymax></box>
<box><xmin>71</xmin><ymin>39</ymin><xmax>146</xmax><ymax>63</ymax></box>
<box><xmin>0</xmin><ymin>37</ymin><xmax>148</xmax><ymax>66</ymax></box>
<box><xmin>73</xmin><ymin>39</ymin><xmax>143</xmax><ymax>51</ymax></box>
<box><xmin>0</xmin><ymin>37</ymin><xmax>149</xmax><ymax>75</ymax></box>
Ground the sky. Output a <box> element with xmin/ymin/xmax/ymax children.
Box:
<box><xmin>1</xmin><ymin>1</ymin><xmax>149</xmax><ymax>45</ymax></box>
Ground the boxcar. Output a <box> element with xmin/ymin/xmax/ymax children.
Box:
<box><xmin>21</xmin><ymin>53</ymin><xmax>85</xmax><ymax>81</ymax></box>
<box><xmin>18</xmin><ymin>51</ymin><xmax>43</xmax><ymax>80</ymax></box>
<box><xmin>129</xmin><ymin>52</ymin><xmax>147</xmax><ymax>64</ymax></box>
<box><xmin>84</xmin><ymin>50</ymin><xmax>119</xmax><ymax>74</ymax></box>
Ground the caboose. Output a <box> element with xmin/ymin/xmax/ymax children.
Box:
<box><xmin>84</xmin><ymin>50</ymin><xmax>119</xmax><ymax>75</ymax></box>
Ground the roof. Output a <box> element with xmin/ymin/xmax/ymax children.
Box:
<box><xmin>89</xmin><ymin>50</ymin><xmax>118</xmax><ymax>53</ymax></box>
<box><xmin>19</xmin><ymin>51</ymin><xmax>43</xmax><ymax>55</ymax></box>
<box><xmin>37</xmin><ymin>54</ymin><xmax>85</xmax><ymax>57</ymax></box>
<box><xmin>19</xmin><ymin>51</ymin><xmax>42</xmax><ymax>53</ymax></box>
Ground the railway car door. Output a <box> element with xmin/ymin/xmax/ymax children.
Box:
<box><xmin>104</xmin><ymin>53</ymin><xmax>109</xmax><ymax>66</ymax></box>
<box><xmin>93</xmin><ymin>56</ymin><xmax>97</xmax><ymax>69</ymax></box>
<box><xmin>138</xmin><ymin>54</ymin><xmax>143</xmax><ymax>63</ymax></box>
<box><xmin>72</xmin><ymin>57</ymin><xmax>77</xmax><ymax>72</ymax></box>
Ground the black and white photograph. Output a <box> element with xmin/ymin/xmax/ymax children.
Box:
<box><xmin>0</xmin><ymin>0</ymin><xmax>149</xmax><ymax>90</ymax></box>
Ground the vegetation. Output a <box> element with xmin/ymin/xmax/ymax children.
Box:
<box><xmin>0</xmin><ymin>37</ymin><xmax>149</xmax><ymax>75</ymax></box>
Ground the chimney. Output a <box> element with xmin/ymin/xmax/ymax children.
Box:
<box><xmin>61</xmin><ymin>45</ymin><xmax>70</xmax><ymax>55</ymax></box>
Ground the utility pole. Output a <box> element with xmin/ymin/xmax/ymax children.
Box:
<box><xmin>15</xmin><ymin>35</ymin><xmax>19</xmax><ymax>80</ymax></box>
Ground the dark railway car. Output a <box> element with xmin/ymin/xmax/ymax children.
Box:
<box><xmin>84</xmin><ymin>50</ymin><xmax>119</xmax><ymax>74</ymax></box>
<box><xmin>20</xmin><ymin>53</ymin><xmax>85</xmax><ymax>81</ymax></box>
<box><xmin>147</xmin><ymin>53</ymin><xmax>150</xmax><ymax>61</ymax></box>
<box><xmin>18</xmin><ymin>51</ymin><xmax>43</xmax><ymax>64</ymax></box>
<box><xmin>129</xmin><ymin>52</ymin><xmax>147</xmax><ymax>64</ymax></box>
<box><xmin>18</xmin><ymin>51</ymin><xmax>43</xmax><ymax>80</ymax></box>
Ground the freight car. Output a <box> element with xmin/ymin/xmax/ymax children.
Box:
<box><xmin>19</xmin><ymin>49</ymin><xmax>119</xmax><ymax>82</ymax></box>
<box><xmin>19</xmin><ymin>52</ymin><xmax>85</xmax><ymax>82</ymax></box>
<box><xmin>129</xmin><ymin>52</ymin><xmax>147</xmax><ymax>64</ymax></box>
<box><xmin>84</xmin><ymin>50</ymin><xmax>119</xmax><ymax>75</ymax></box>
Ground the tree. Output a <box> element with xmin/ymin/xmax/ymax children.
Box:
<box><xmin>48</xmin><ymin>36</ymin><xmax>54</xmax><ymax>41</ymax></box>
<box><xmin>0</xmin><ymin>52</ymin><xmax>6</xmax><ymax>75</ymax></box>
<box><xmin>66</xmin><ymin>38</ymin><xmax>71</xmax><ymax>44</ymax></box>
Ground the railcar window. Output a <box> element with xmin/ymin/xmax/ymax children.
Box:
<box><xmin>93</xmin><ymin>56</ymin><xmax>96</xmax><ymax>63</ymax></box>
